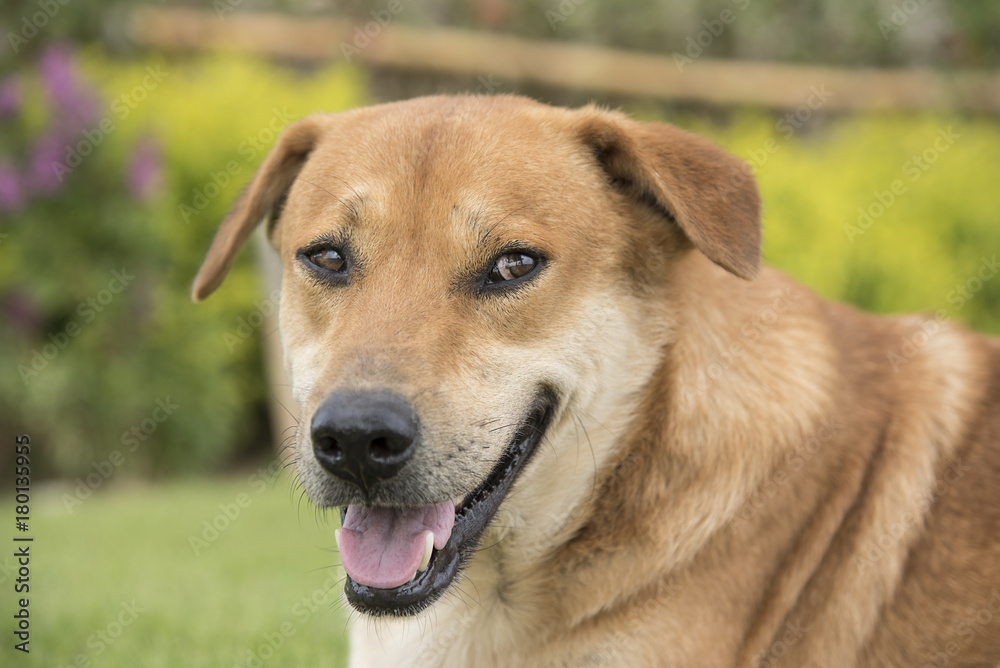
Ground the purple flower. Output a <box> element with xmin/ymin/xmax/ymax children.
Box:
<box><xmin>38</xmin><ymin>43</ymin><xmax>101</xmax><ymax>130</ymax></box>
<box><xmin>25</xmin><ymin>133</ymin><xmax>67</xmax><ymax>196</ymax></box>
<box><xmin>39</xmin><ymin>44</ymin><xmax>77</xmax><ymax>106</ymax></box>
<box><xmin>0</xmin><ymin>161</ymin><xmax>25</xmax><ymax>214</ymax></box>
<box><xmin>0</xmin><ymin>76</ymin><xmax>23</xmax><ymax>118</ymax></box>
<box><xmin>126</xmin><ymin>135</ymin><xmax>163</xmax><ymax>203</ymax></box>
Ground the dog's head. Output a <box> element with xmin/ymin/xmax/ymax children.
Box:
<box><xmin>193</xmin><ymin>95</ymin><xmax>760</xmax><ymax>616</ymax></box>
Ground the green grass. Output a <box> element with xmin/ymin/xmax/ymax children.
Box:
<box><xmin>4</xmin><ymin>472</ymin><xmax>350</xmax><ymax>667</ymax></box>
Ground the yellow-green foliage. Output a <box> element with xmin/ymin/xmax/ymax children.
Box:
<box><xmin>79</xmin><ymin>48</ymin><xmax>364</xmax><ymax>287</ymax></box>
<box><xmin>0</xmin><ymin>50</ymin><xmax>364</xmax><ymax>478</ymax></box>
<box><xmin>691</xmin><ymin>112</ymin><xmax>1000</xmax><ymax>334</ymax></box>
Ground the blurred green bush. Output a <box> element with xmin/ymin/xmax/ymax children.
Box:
<box><xmin>689</xmin><ymin>111</ymin><xmax>1000</xmax><ymax>334</ymax></box>
<box><xmin>0</xmin><ymin>47</ymin><xmax>364</xmax><ymax>479</ymax></box>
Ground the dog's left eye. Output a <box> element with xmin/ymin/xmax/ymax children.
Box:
<box><xmin>308</xmin><ymin>248</ymin><xmax>346</xmax><ymax>273</ymax></box>
<box><xmin>487</xmin><ymin>252</ymin><xmax>537</xmax><ymax>284</ymax></box>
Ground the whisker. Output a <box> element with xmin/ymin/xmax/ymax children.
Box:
<box><xmin>487</xmin><ymin>422</ymin><xmax>520</xmax><ymax>434</ymax></box>
<box><xmin>295</xmin><ymin>176</ymin><xmax>354</xmax><ymax>212</ymax></box>
<box><xmin>574</xmin><ymin>413</ymin><xmax>599</xmax><ymax>504</ymax></box>
<box><xmin>268</xmin><ymin>394</ymin><xmax>301</xmax><ymax>424</ymax></box>
<box><xmin>481</xmin><ymin>203</ymin><xmax>534</xmax><ymax>244</ymax></box>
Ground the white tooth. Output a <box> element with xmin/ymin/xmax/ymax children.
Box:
<box><xmin>334</xmin><ymin>528</ymin><xmax>342</xmax><ymax>551</ymax></box>
<box><xmin>417</xmin><ymin>532</ymin><xmax>434</xmax><ymax>572</ymax></box>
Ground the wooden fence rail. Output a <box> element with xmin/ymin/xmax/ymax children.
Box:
<box><xmin>125</xmin><ymin>6</ymin><xmax>1000</xmax><ymax>113</ymax></box>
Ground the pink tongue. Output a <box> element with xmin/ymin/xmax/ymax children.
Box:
<box><xmin>339</xmin><ymin>502</ymin><xmax>455</xmax><ymax>589</ymax></box>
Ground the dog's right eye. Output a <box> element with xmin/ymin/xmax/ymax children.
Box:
<box><xmin>307</xmin><ymin>248</ymin><xmax>346</xmax><ymax>273</ymax></box>
<box><xmin>484</xmin><ymin>252</ymin><xmax>541</xmax><ymax>286</ymax></box>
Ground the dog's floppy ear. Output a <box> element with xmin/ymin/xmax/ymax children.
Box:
<box><xmin>577</xmin><ymin>109</ymin><xmax>761</xmax><ymax>280</ymax></box>
<box><xmin>191</xmin><ymin>116</ymin><xmax>324</xmax><ymax>301</ymax></box>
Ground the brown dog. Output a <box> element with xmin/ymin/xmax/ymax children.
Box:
<box><xmin>193</xmin><ymin>95</ymin><xmax>1000</xmax><ymax>667</ymax></box>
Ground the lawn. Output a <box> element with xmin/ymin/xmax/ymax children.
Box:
<box><xmin>4</xmin><ymin>470</ymin><xmax>350</xmax><ymax>667</ymax></box>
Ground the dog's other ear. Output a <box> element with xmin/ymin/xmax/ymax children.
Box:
<box><xmin>191</xmin><ymin>116</ymin><xmax>324</xmax><ymax>301</ymax></box>
<box><xmin>577</xmin><ymin>109</ymin><xmax>761</xmax><ymax>280</ymax></box>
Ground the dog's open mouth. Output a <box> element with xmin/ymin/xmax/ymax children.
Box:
<box><xmin>335</xmin><ymin>391</ymin><xmax>556</xmax><ymax>617</ymax></box>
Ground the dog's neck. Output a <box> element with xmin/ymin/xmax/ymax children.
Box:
<box><xmin>534</xmin><ymin>258</ymin><xmax>840</xmax><ymax>613</ymax></box>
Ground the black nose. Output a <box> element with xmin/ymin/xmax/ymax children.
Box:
<box><xmin>310</xmin><ymin>391</ymin><xmax>418</xmax><ymax>492</ymax></box>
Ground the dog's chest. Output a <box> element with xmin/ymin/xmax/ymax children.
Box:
<box><xmin>347</xmin><ymin>599</ymin><xmax>519</xmax><ymax>667</ymax></box>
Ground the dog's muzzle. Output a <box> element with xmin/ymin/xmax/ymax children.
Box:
<box><xmin>309</xmin><ymin>388</ymin><xmax>558</xmax><ymax>616</ymax></box>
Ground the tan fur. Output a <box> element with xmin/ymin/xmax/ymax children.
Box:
<box><xmin>193</xmin><ymin>95</ymin><xmax>1000</xmax><ymax>667</ymax></box>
